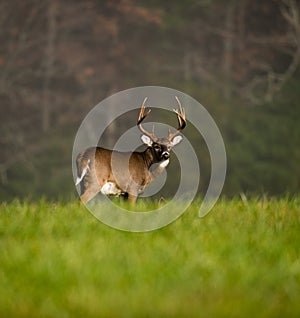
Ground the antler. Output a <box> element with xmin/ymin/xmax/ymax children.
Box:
<box><xmin>137</xmin><ymin>97</ymin><xmax>158</xmax><ymax>142</ymax></box>
<box><xmin>168</xmin><ymin>96</ymin><xmax>186</xmax><ymax>141</ymax></box>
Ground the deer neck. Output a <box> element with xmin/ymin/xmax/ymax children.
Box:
<box><xmin>142</xmin><ymin>147</ymin><xmax>156</xmax><ymax>168</ymax></box>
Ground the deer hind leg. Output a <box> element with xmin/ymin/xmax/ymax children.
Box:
<box><xmin>80</xmin><ymin>188</ymin><xmax>99</xmax><ymax>203</ymax></box>
<box><xmin>80</xmin><ymin>178</ymin><xmax>101</xmax><ymax>203</ymax></box>
<box><xmin>80</xmin><ymin>170</ymin><xmax>102</xmax><ymax>204</ymax></box>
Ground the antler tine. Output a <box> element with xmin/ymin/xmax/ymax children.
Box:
<box><xmin>175</xmin><ymin>96</ymin><xmax>185</xmax><ymax>118</ymax></box>
<box><xmin>168</xmin><ymin>96</ymin><xmax>187</xmax><ymax>141</ymax></box>
<box><xmin>137</xmin><ymin>97</ymin><xmax>150</xmax><ymax>124</ymax></box>
<box><xmin>137</xmin><ymin>97</ymin><xmax>158</xmax><ymax>142</ymax></box>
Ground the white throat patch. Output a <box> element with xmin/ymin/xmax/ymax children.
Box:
<box><xmin>159</xmin><ymin>159</ymin><xmax>169</xmax><ymax>168</ymax></box>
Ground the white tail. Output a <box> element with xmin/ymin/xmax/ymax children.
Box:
<box><xmin>75</xmin><ymin>159</ymin><xmax>90</xmax><ymax>185</ymax></box>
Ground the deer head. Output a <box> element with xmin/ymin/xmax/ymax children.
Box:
<box><xmin>137</xmin><ymin>96</ymin><xmax>186</xmax><ymax>163</ymax></box>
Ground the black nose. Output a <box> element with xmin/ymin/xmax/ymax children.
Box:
<box><xmin>162</xmin><ymin>152</ymin><xmax>170</xmax><ymax>160</ymax></box>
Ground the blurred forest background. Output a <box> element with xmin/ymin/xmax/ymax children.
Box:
<box><xmin>0</xmin><ymin>0</ymin><xmax>299</xmax><ymax>201</ymax></box>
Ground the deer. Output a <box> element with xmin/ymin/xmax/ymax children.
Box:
<box><xmin>75</xmin><ymin>96</ymin><xmax>186</xmax><ymax>204</ymax></box>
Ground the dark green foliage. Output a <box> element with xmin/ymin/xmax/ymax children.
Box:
<box><xmin>225</xmin><ymin>74</ymin><xmax>300</xmax><ymax>196</ymax></box>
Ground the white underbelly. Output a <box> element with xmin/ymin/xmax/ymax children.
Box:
<box><xmin>101</xmin><ymin>182</ymin><xmax>122</xmax><ymax>196</ymax></box>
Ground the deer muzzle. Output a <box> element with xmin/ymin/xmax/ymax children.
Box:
<box><xmin>162</xmin><ymin>151</ymin><xmax>170</xmax><ymax>160</ymax></box>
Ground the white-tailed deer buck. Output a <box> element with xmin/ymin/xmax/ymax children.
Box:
<box><xmin>76</xmin><ymin>97</ymin><xmax>186</xmax><ymax>204</ymax></box>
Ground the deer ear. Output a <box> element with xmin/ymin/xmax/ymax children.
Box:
<box><xmin>171</xmin><ymin>135</ymin><xmax>183</xmax><ymax>146</ymax></box>
<box><xmin>141</xmin><ymin>135</ymin><xmax>153</xmax><ymax>146</ymax></box>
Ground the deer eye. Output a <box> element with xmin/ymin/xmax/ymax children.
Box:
<box><xmin>154</xmin><ymin>144</ymin><xmax>160</xmax><ymax>150</ymax></box>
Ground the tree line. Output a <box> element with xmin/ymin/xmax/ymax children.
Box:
<box><xmin>0</xmin><ymin>0</ymin><xmax>299</xmax><ymax>200</ymax></box>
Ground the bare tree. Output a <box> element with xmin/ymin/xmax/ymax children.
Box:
<box><xmin>266</xmin><ymin>0</ymin><xmax>300</xmax><ymax>99</ymax></box>
<box><xmin>42</xmin><ymin>0</ymin><xmax>57</xmax><ymax>132</ymax></box>
<box><xmin>222</xmin><ymin>1</ymin><xmax>235</xmax><ymax>100</ymax></box>
<box><xmin>240</xmin><ymin>0</ymin><xmax>300</xmax><ymax>104</ymax></box>
<box><xmin>0</xmin><ymin>1</ymin><xmax>46</xmax><ymax>183</ymax></box>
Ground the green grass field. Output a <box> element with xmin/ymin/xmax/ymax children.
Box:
<box><xmin>1</xmin><ymin>197</ymin><xmax>300</xmax><ymax>317</ymax></box>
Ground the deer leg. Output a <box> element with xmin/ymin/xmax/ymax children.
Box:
<box><xmin>80</xmin><ymin>188</ymin><xmax>99</xmax><ymax>203</ymax></box>
<box><xmin>128</xmin><ymin>194</ymin><xmax>137</xmax><ymax>204</ymax></box>
<box><xmin>80</xmin><ymin>190</ymin><xmax>98</xmax><ymax>203</ymax></box>
<box><xmin>79</xmin><ymin>168</ymin><xmax>103</xmax><ymax>203</ymax></box>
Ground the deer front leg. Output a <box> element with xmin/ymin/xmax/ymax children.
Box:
<box><xmin>128</xmin><ymin>194</ymin><xmax>137</xmax><ymax>204</ymax></box>
<box><xmin>127</xmin><ymin>183</ymin><xmax>142</xmax><ymax>204</ymax></box>
<box><xmin>127</xmin><ymin>186</ymin><xmax>138</xmax><ymax>204</ymax></box>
